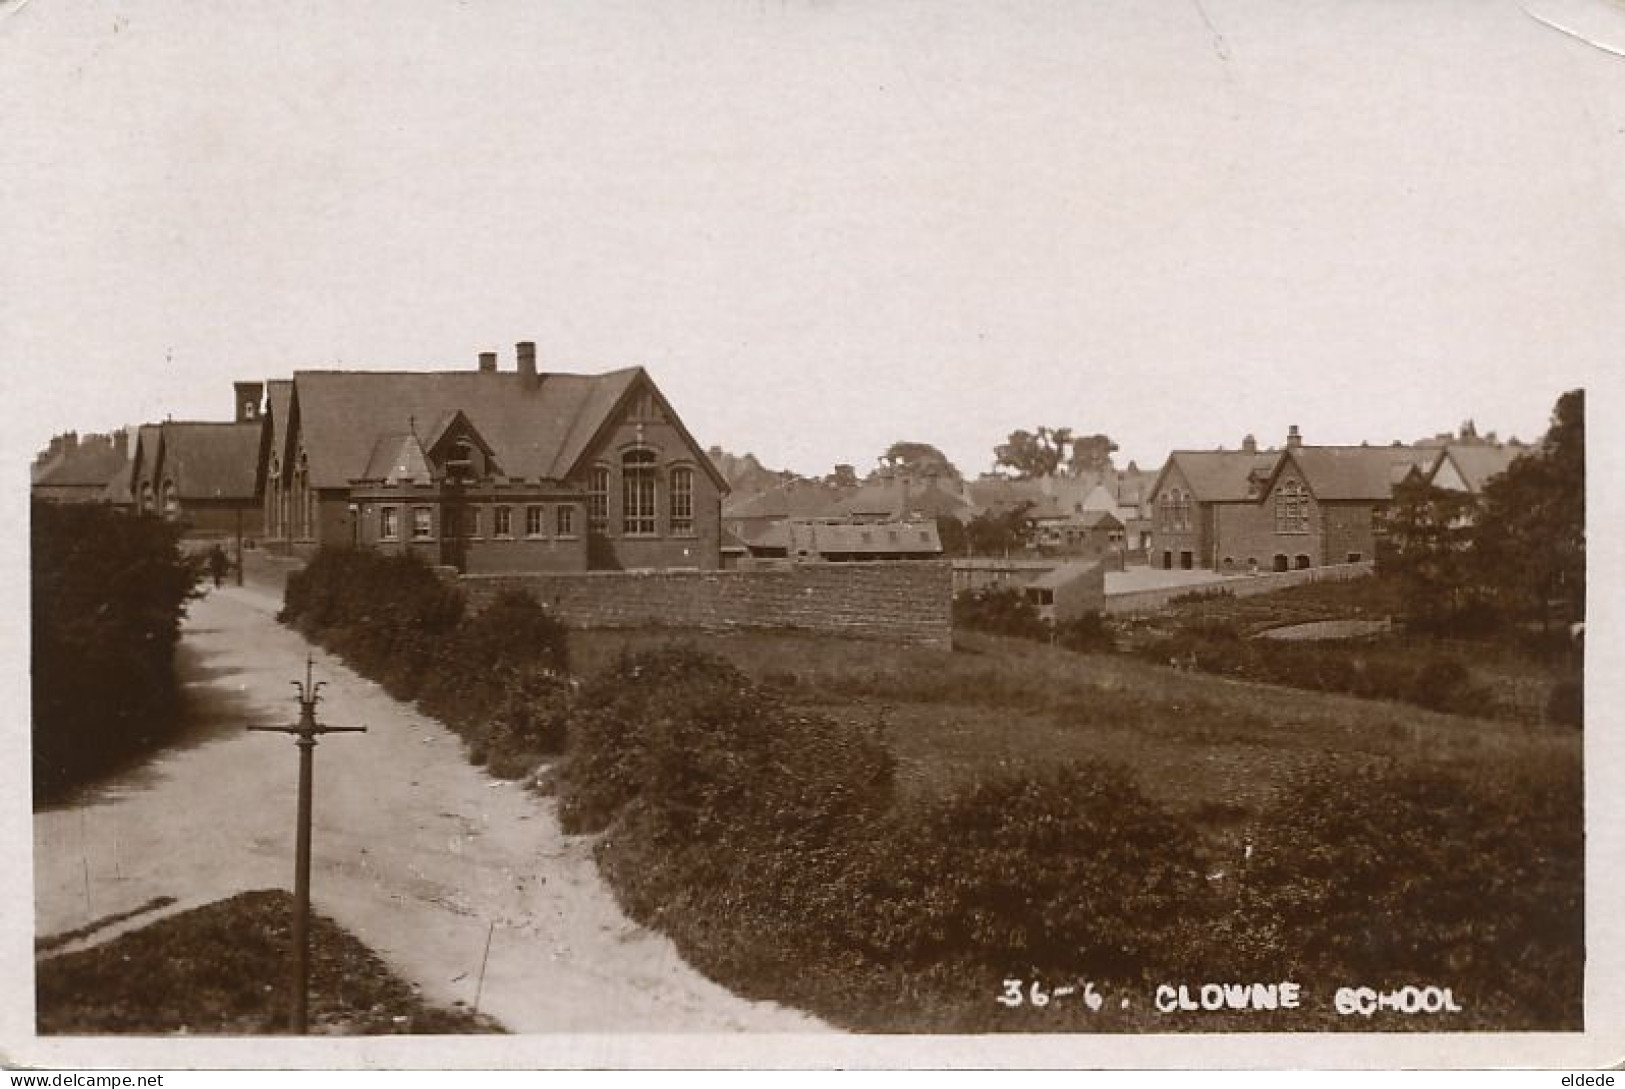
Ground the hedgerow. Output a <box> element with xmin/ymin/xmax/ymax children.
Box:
<box><xmin>31</xmin><ymin>502</ymin><xmax>201</xmax><ymax>801</ymax></box>
<box><xmin>280</xmin><ymin>548</ymin><xmax>571</xmax><ymax>773</ymax></box>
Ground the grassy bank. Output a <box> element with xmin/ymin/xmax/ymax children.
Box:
<box><xmin>36</xmin><ymin>890</ymin><xmax>504</xmax><ymax>1035</ymax></box>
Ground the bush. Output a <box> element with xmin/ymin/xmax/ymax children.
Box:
<box><xmin>280</xmin><ymin>549</ymin><xmax>572</xmax><ymax>768</ymax></box>
<box><xmin>952</xmin><ymin>585</ymin><xmax>1047</xmax><ymax>640</ymax></box>
<box><xmin>32</xmin><ymin>502</ymin><xmax>201</xmax><ymax>800</ymax></box>
<box><xmin>1220</xmin><ymin>761</ymin><xmax>1582</xmax><ymax>1028</ymax></box>
<box><xmin>1052</xmin><ymin>611</ymin><xmax>1115</xmax><ymax>652</ymax></box>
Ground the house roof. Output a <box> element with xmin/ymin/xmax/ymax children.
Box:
<box><xmin>265</xmin><ymin>380</ymin><xmax>293</xmax><ymax>471</ymax></box>
<box><xmin>724</xmin><ymin>479</ymin><xmax>851</xmax><ymax>521</ymax></box>
<box><xmin>788</xmin><ymin>520</ymin><xmax>942</xmax><ymax>556</ymax></box>
<box><xmin>824</xmin><ymin>479</ymin><xmax>970</xmax><ymax>521</ymax></box>
<box><xmin>361</xmin><ymin>433</ymin><xmax>434</xmax><ymax>484</ymax></box>
<box><xmin>33</xmin><ymin>435</ymin><xmax>130</xmax><ymax>490</ymax></box>
<box><xmin>1433</xmin><ymin>443</ymin><xmax>1526</xmax><ymax>493</ymax></box>
<box><xmin>1274</xmin><ymin>446</ymin><xmax>1436</xmax><ymax>502</ymax></box>
<box><xmin>1157</xmin><ymin>450</ymin><xmax>1280</xmax><ymax>502</ymax></box>
<box><xmin>290</xmin><ymin>367</ymin><xmax>724</xmax><ymax>492</ymax></box>
<box><xmin>159</xmin><ymin>422</ymin><xmax>261</xmax><ymax>500</ymax></box>
<box><xmin>133</xmin><ymin>424</ymin><xmax>162</xmax><ymax>487</ymax></box>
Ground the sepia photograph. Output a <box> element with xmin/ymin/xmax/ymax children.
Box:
<box><xmin>3</xmin><ymin>0</ymin><xmax>1620</xmax><ymax>1073</ymax></box>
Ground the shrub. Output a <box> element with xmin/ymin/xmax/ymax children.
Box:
<box><xmin>1220</xmin><ymin>761</ymin><xmax>1582</xmax><ymax>1028</ymax></box>
<box><xmin>1052</xmin><ymin>611</ymin><xmax>1115</xmax><ymax>652</ymax></box>
<box><xmin>280</xmin><ymin>549</ymin><xmax>571</xmax><ymax>769</ymax></box>
<box><xmin>952</xmin><ymin>585</ymin><xmax>1047</xmax><ymax>640</ymax></box>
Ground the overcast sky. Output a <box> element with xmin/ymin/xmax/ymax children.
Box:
<box><xmin>3</xmin><ymin>0</ymin><xmax>1621</xmax><ymax>478</ymax></box>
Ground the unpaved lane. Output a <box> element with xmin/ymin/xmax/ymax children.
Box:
<box><xmin>34</xmin><ymin>586</ymin><xmax>825</xmax><ymax>1033</ymax></box>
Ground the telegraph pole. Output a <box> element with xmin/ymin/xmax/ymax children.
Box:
<box><xmin>248</xmin><ymin>655</ymin><xmax>365</xmax><ymax>1034</ymax></box>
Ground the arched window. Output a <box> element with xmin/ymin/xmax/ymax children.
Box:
<box><xmin>139</xmin><ymin>481</ymin><xmax>153</xmax><ymax>515</ymax></box>
<box><xmin>1273</xmin><ymin>553</ymin><xmax>1289</xmax><ymax>573</ymax></box>
<box><xmin>161</xmin><ymin>480</ymin><xmax>179</xmax><ymax>518</ymax></box>
<box><xmin>622</xmin><ymin>449</ymin><xmax>657</xmax><ymax>536</ymax></box>
<box><xmin>669</xmin><ymin>466</ymin><xmax>695</xmax><ymax>535</ymax></box>
<box><xmin>588</xmin><ymin>464</ymin><xmax>610</xmax><ymax>534</ymax></box>
<box><xmin>1275</xmin><ymin>479</ymin><xmax>1309</xmax><ymax>535</ymax></box>
<box><xmin>1295</xmin><ymin>554</ymin><xmax>1312</xmax><ymax>570</ymax></box>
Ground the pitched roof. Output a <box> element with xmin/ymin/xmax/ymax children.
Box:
<box><xmin>1433</xmin><ymin>443</ymin><xmax>1526</xmax><ymax>493</ymax></box>
<box><xmin>824</xmin><ymin>479</ymin><xmax>971</xmax><ymax>521</ymax></box>
<box><xmin>1277</xmin><ymin>446</ymin><xmax>1436</xmax><ymax>501</ymax></box>
<box><xmin>788</xmin><ymin>520</ymin><xmax>942</xmax><ymax>556</ymax></box>
<box><xmin>291</xmin><ymin>367</ymin><xmax>694</xmax><ymax>490</ymax></box>
<box><xmin>159</xmin><ymin>421</ymin><xmax>261</xmax><ymax>500</ymax></box>
<box><xmin>723</xmin><ymin>479</ymin><xmax>850</xmax><ymax>521</ymax></box>
<box><xmin>361</xmin><ymin>433</ymin><xmax>434</xmax><ymax>484</ymax></box>
<box><xmin>1157</xmin><ymin>450</ymin><xmax>1280</xmax><ymax>502</ymax></box>
<box><xmin>1031</xmin><ymin>560</ymin><xmax>1106</xmax><ymax>590</ymax></box>
<box><xmin>33</xmin><ymin>435</ymin><xmax>129</xmax><ymax>490</ymax></box>
<box><xmin>134</xmin><ymin>424</ymin><xmax>162</xmax><ymax>486</ymax></box>
<box><xmin>265</xmin><ymin>380</ymin><xmax>293</xmax><ymax>470</ymax></box>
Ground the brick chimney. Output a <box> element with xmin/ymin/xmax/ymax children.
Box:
<box><xmin>516</xmin><ymin>341</ymin><xmax>538</xmax><ymax>388</ymax></box>
<box><xmin>234</xmin><ymin>381</ymin><xmax>264</xmax><ymax>423</ymax></box>
<box><xmin>1286</xmin><ymin>425</ymin><xmax>1302</xmax><ymax>450</ymax></box>
<box><xmin>478</xmin><ymin>351</ymin><xmax>498</xmax><ymax>374</ymax></box>
<box><xmin>1241</xmin><ymin>434</ymin><xmax>1258</xmax><ymax>453</ymax></box>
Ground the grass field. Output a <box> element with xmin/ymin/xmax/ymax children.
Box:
<box><xmin>571</xmin><ymin>623</ymin><xmax>1578</xmax><ymax>874</ymax></box>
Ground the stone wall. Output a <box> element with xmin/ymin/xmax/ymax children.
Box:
<box><xmin>457</xmin><ymin>560</ymin><xmax>953</xmax><ymax>648</ymax></box>
<box><xmin>1101</xmin><ymin>561</ymin><xmax>1375</xmax><ymax>617</ymax></box>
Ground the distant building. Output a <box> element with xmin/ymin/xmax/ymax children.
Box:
<box><xmin>31</xmin><ymin>431</ymin><xmax>132</xmax><ymax>506</ymax></box>
<box><xmin>261</xmin><ymin>343</ymin><xmax>728</xmax><ymax>573</ymax></box>
<box><xmin>1147</xmin><ymin>427</ymin><xmax>1435</xmax><ymax>573</ymax></box>
<box><xmin>130</xmin><ymin>383</ymin><xmax>265</xmax><ymax>538</ymax></box>
<box><xmin>1023</xmin><ymin>560</ymin><xmax>1107</xmax><ymax>623</ymax></box>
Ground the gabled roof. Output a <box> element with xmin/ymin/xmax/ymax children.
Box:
<box><xmin>824</xmin><ymin>479</ymin><xmax>970</xmax><ymax>521</ymax></box>
<box><xmin>159</xmin><ymin>421</ymin><xmax>261</xmax><ymax>500</ymax></box>
<box><xmin>1154</xmin><ymin>450</ymin><xmax>1280</xmax><ymax>503</ymax></box>
<box><xmin>360</xmin><ymin>433</ymin><xmax>434</xmax><ymax>484</ymax></box>
<box><xmin>290</xmin><ymin>367</ymin><xmax>725</xmax><ymax>493</ymax></box>
<box><xmin>265</xmin><ymin>380</ymin><xmax>293</xmax><ymax>471</ymax></box>
<box><xmin>1432</xmin><ymin>443</ymin><xmax>1526</xmax><ymax>493</ymax></box>
<box><xmin>1272</xmin><ymin>446</ymin><xmax>1435</xmax><ymax>502</ymax></box>
<box><xmin>724</xmin><ymin>479</ymin><xmax>853</xmax><ymax>521</ymax></box>
<box><xmin>133</xmin><ymin>424</ymin><xmax>162</xmax><ymax>487</ymax></box>
<box><xmin>1031</xmin><ymin>560</ymin><xmax>1105</xmax><ymax>591</ymax></box>
<box><xmin>33</xmin><ymin>435</ymin><xmax>130</xmax><ymax>490</ymax></box>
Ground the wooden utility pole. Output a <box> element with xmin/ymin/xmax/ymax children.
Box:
<box><xmin>248</xmin><ymin>655</ymin><xmax>365</xmax><ymax>1034</ymax></box>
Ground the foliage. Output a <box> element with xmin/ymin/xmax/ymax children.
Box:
<box><xmin>1217</xmin><ymin>762</ymin><xmax>1583</xmax><ymax>1029</ymax></box>
<box><xmin>993</xmin><ymin>426</ymin><xmax>1072</xmax><ymax>479</ymax></box>
<box><xmin>31</xmin><ymin>502</ymin><xmax>201</xmax><ymax>801</ymax></box>
<box><xmin>1377</xmin><ymin>479</ymin><xmax>1490</xmax><ymax>630</ymax></box>
<box><xmin>1052</xmin><ymin>611</ymin><xmax>1115</xmax><ymax>652</ymax></box>
<box><xmin>1473</xmin><ymin>390</ymin><xmax>1585</xmax><ymax>623</ymax></box>
<box><xmin>962</xmin><ymin>501</ymin><xmax>1037</xmax><ymax>555</ymax></box>
<box><xmin>952</xmin><ymin>585</ymin><xmax>1047</xmax><ymax>640</ymax></box>
<box><xmin>281</xmin><ymin>548</ymin><xmax>571</xmax><ymax>775</ymax></box>
<box><xmin>825</xmin><ymin>463</ymin><xmax>860</xmax><ymax>488</ymax></box>
<box><xmin>878</xmin><ymin>441</ymin><xmax>960</xmax><ymax>481</ymax></box>
<box><xmin>1066</xmin><ymin>433</ymin><xmax>1120</xmax><ymax>476</ymax></box>
<box><xmin>36</xmin><ymin>890</ymin><xmax>502</xmax><ymax>1034</ymax></box>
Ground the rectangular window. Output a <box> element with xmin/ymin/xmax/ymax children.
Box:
<box><xmin>462</xmin><ymin>506</ymin><xmax>481</xmax><ymax>538</ymax></box>
<box><xmin>412</xmin><ymin>506</ymin><xmax>433</xmax><ymax>540</ymax></box>
<box><xmin>557</xmin><ymin>505</ymin><xmax>576</xmax><ymax>537</ymax></box>
<box><xmin>588</xmin><ymin>466</ymin><xmax>609</xmax><ymax>533</ymax></box>
<box><xmin>380</xmin><ymin>506</ymin><xmax>399</xmax><ymax>541</ymax></box>
<box><xmin>494</xmin><ymin>505</ymin><xmax>512</xmax><ymax>537</ymax></box>
<box><xmin>526</xmin><ymin>505</ymin><xmax>545</xmax><ymax>537</ymax></box>
<box><xmin>670</xmin><ymin>467</ymin><xmax>695</xmax><ymax>535</ymax></box>
<box><xmin>622</xmin><ymin>451</ymin><xmax>657</xmax><ymax>536</ymax></box>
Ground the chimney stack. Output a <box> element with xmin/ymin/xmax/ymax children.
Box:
<box><xmin>1241</xmin><ymin>434</ymin><xmax>1258</xmax><ymax>454</ymax></box>
<box><xmin>1286</xmin><ymin>425</ymin><xmax>1302</xmax><ymax>450</ymax></box>
<box><xmin>65</xmin><ymin>432</ymin><xmax>79</xmax><ymax>451</ymax></box>
<box><xmin>478</xmin><ymin>351</ymin><xmax>498</xmax><ymax>374</ymax></box>
<box><xmin>516</xmin><ymin>341</ymin><xmax>538</xmax><ymax>387</ymax></box>
<box><xmin>113</xmin><ymin>429</ymin><xmax>129</xmax><ymax>459</ymax></box>
<box><xmin>234</xmin><ymin>381</ymin><xmax>264</xmax><ymax>423</ymax></box>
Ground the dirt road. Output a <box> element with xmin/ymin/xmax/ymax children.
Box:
<box><xmin>33</xmin><ymin>585</ymin><xmax>824</xmax><ymax>1033</ymax></box>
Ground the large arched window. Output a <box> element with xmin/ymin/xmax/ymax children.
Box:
<box><xmin>622</xmin><ymin>449</ymin><xmax>657</xmax><ymax>536</ymax></box>
<box><xmin>587</xmin><ymin>464</ymin><xmax>610</xmax><ymax>534</ymax></box>
<box><xmin>161</xmin><ymin>480</ymin><xmax>179</xmax><ymax>518</ymax></box>
<box><xmin>1275</xmin><ymin>479</ymin><xmax>1308</xmax><ymax>535</ymax></box>
<box><xmin>669</xmin><ymin>465</ymin><xmax>695</xmax><ymax>535</ymax></box>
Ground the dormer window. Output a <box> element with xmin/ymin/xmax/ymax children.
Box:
<box><xmin>445</xmin><ymin>437</ymin><xmax>477</xmax><ymax>481</ymax></box>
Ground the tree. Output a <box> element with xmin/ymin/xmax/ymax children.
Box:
<box><xmin>879</xmin><ymin>441</ymin><xmax>960</xmax><ymax>480</ymax></box>
<box><xmin>1377</xmin><ymin>479</ymin><xmax>1485</xmax><ymax>630</ymax></box>
<box><xmin>1067</xmin><ymin>433</ymin><xmax>1119</xmax><ymax>477</ymax></box>
<box><xmin>1472</xmin><ymin>390</ymin><xmax>1584</xmax><ymax>625</ymax></box>
<box><xmin>965</xmin><ymin>501</ymin><xmax>1037</xmax><ymax>556</ymax></box>
<box><xmin>993</xmin><ymin>427</ymin><xmax>1073</xmax><ymax>479</ymax></box>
